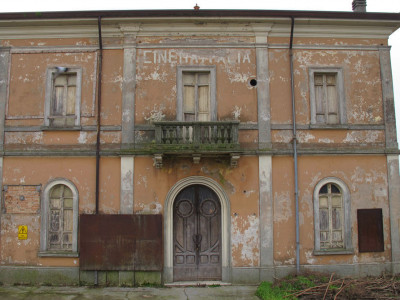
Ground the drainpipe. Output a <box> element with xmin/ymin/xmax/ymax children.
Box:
<box><xmin>95</xmin><ymin>16</ymin><xmax>103</xmax><ymax>215</ymax></box>
<box><xmin>93</xmin><ymin>15</ymin><xmax>103</xmax><ymax>286</ymax></box>
<box><xmin>289</xmin><ymin>17</ymin><xmax>300</xmax><ymax>274</ymax></box>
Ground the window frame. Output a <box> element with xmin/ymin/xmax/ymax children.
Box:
<box><xmin>39</xmin><ymin>179</ymin><xmax>79</xmax><ymax>257</ymax></box>
<box><xmin>313</xmin><ymin>177</ymin><xmax>353</xmax><ymax>255</ymax></box>
<box><xmin>176</xmin><ymin>66</ymin><xmax>216</xmax><ymax>121</ymax></box>
<box><xmin>44</xmin><ymin>67</ymin><xmax>82</xmax><ymax>129</ymax></box>
<box><xmin>309</xmin><ymin>67</ymin><xmax>346</xmax><ymax>126</ymax></box>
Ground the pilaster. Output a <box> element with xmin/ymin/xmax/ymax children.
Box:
<box><xmin>0</xmin><ymin>48</ymin><xmax>10</xmax><ymax>152</ymax></box>
<box><xmin>253</xmin><ymin>25</ymin><xmax>272</xmax><ymax>150</ymax></box>
<box><xmin>379</xmin><ymin>48</ymin><xmax>398</xmax><ymax>150</ymax></box>
<box><xmin>387</xmin><ymin>155</ymin><xmax>400</xmax><ymax>274</ymax></box>
<box><xmin>121</xmin><ymin>26</ymin><xmax>139</xmax><ymax>148</ymax></box>
<box><xmin>259</xmin><ymin>155</ymin><xmax>274</xmax><ymax>281</ymax></box>
<box><xmin>120</xmin><ymin>156</ymin><xmax>134</xmax><ymax>214</ymax></box>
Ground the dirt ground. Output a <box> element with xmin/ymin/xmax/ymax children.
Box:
<box><xmin>282</xmin><ymin>274</ymin><xmax>400</xmax><ymax>299</ymax></box>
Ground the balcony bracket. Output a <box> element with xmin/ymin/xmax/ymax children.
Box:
<box><xmin>153</xmin><ymin>154</ymin><xmax>163</xmax><ymax>169</ymax></box>
<box><xmin>230</xmin><ymin>153</ymin><xmax>240</xmax><ymax>168</ymax></box>
<box><xmin>192</xmin><ymin>154</ymin><xmax>201</xmax><ymax>164</ymax></box>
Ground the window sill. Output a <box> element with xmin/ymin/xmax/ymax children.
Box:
<box><xmin>313</xmin><ymin>249</ymin><xmax>354</xmax><ymax>256</ymax></box>
<box><xmin>310</xmin><ymin>124</ymin><xmax>349</xmax><ymax>130</ymax></box>
<box><xmin>38</xmin><ymin>251</ymin><xmax>79</xmax><ymax>258</ymax></box>
<box><xmin>41</xmin><ymin>126</ymin><xmax>82</xmax><ymax>131</ymax></box>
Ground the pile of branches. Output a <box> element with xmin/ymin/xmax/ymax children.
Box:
<box><xmin>285</xmin><ymin>274</ymin><xmax>400</xmax><ymax>299</ymax></box>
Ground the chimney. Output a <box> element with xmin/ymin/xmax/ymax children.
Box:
<box><xmin>352</xmin><ymin>0</ymin><xmax>367</xmax><ymax>12</ymax></box>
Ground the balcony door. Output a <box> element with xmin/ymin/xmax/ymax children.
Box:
<box><xmin>177</xmin><ymin>66</ymin><xmax>216</xmax><ymax>122</ymax></box>
<box><xmin>173</xmin><ymin>185</ymin><xmax>222</xmax><ymax>281</ymax></box>
<box><xmin>183</xmin><ymin>72</ymin><xmax>211</xmax><ymax>122</ymax></box>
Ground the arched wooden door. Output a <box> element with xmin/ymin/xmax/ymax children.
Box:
<box><xmin>173</xmin><ymin>185</ymin><xmax>221</xmax><ymax>281</ymax></box>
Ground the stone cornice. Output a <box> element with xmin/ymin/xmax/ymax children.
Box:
<box><xmin>0</xmin><ymin>17</ymin><xmax>398</xmax><ymax>40</ymax></box>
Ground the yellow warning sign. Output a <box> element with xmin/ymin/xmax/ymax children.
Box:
<box><xmin>18</xmin><ymin>225</ymin><xmax>28</xmax><ymax>240</ymax></box>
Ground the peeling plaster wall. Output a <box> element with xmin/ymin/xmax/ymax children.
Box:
<box><xmin>273</xmin><ymin>155</ymin><xmax>391</xmax><ymax>267</ymax></box>
<box><xmin>7</xmin><ymin>52</ymin><xmax>97</xmax><ymax>124</ymax></box>
<box><xmin>1</xmin><ymin>157</ymin><xmax>120</xmax><ymax>266</ymax></box>
<box><xmin>269</xmin><ymin>43</ymin><xmax>384</xmax><ymax>126</ymax></box>
<box><xmin>5</xmin><ymin>48</ymin><xmax>123</xmax><ymax>146</ymax></box>
<box><xmin>272</xmin><ymin>129</ymin><xmax>384</xmax><ymax>145</ymax></box>
<box><xmin>133</xmin><ymin>156</ymin><xmax>260</xmax><ymax>267</ymax></box>
<box><xmin>135</xmin><ymin>43</ymin><xmax>257</xmax><ymax>124</ymax></box>
<box><xmin>99</xmin><ymin>50</ymin><xmax>123</xmax><ymax>126</ymax></box>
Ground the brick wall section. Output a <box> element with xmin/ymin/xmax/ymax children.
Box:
<box><xmin>3</xmin><ymin>185</ymin><xmax>40</xmax><ymax>214</ymax></box>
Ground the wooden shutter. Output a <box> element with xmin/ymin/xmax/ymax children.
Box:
<box><xmin>357</xmin><ymin>209</ymin><xmax>384</xmax><ymax>252</ymax></box>
<box><xmin>314</xmin><ymin>74</ymin><xmax>326</xmax><ymax>124</ymax></box>
<box><xmin>314</xmin><ymin>73</ymin><xmax>339</xmax><ymax>124</ymax></box>
<box><xmin>326</xmin><ymin>74</ymin><xmax>338</xmax><ymax>124</ymax></box>
<box><xmin>53</xmin><ymin>75</ymin><xmax>67</xmax><ymax>115</ymax></box>
<box><xmin>183</xmin><ymin>73</ymin><xmax>196</xmax><ymax>121</ymax></box>
<box><xmin>197</xmin><ymin>73</ymin><xmax>210</xmax><ymax>121</ymax></box>
<box><xmin>66</xmin><ymin>75</ymin><xmax>76</xmax><ymax>115</ymax></box>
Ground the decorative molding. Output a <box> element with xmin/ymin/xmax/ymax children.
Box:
<box><xmin>5</xmin><ymin>125</ymin><xmax>122</xmax><ymax>132</ymax></box>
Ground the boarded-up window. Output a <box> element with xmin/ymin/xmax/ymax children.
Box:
<box><xmin>357</xmin><ymin>209</ymin><xmax>384</xmax><ymax>252</ymax></box>
<box><xmin>48</xmin><ymin>184</ymin><xmax>74</xmax><ymax>250</ymax></box>
<box><xmin>183</xmin><ymin>72</ymin><xmax>210</xmax><ymax>122</ymax></box>
<box><xmin>50</xmin><ymin>73</ymin><xmax>77</xmax><ymax>127</ymax></box>
<box><xmin>314</xmin><ymin>73</ymin><xmax>339</xmax><ymax>124</ymax></box>
<box><xmin>319</xmin><ymin>183</ymin><xmax>344</xmax><ymax>249</ymax></box>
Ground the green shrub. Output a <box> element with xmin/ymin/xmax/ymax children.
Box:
<box><xmin>256</xmin><ymin>281</ymin><xmax>295</xmax><ymax>300</ymax></box>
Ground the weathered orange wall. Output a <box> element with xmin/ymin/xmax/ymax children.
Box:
<box><xmin>1</xmin><ymin>156</ymin><xmax>120</xmax><ymax>266</ymax></box>
<box><xmin>273</xmin><ymin>155</ymin><xmax>390</xmax><ymax>266</ymax></box>
<box><xmin>269</xmin><ymin>47</ymin><xmax>384</xmax><ymax>125</ymax></box>
<box><xmin>135</xmin><ymin>44</ymin><xmax>257</xmax><ymax>124</ymax></box>
<box><xmin>133</xmin><ymin>155</ymin><xmax>260</xmax><ymax>267</ymax></box>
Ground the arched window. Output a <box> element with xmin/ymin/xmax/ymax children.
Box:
<box><xmin>48</xmin><ymin>184</ymin><xmax>73</xmax><ymax>250</ymax></box>
<box><xmin>39</xmin><ymin>179</ymin><xmax>78</xmax><ymax>256</ymax></box>
<box><xmin>313</xmin><ymin>177</ymin><xmax>353</xmax><ymax>255</ymax></box>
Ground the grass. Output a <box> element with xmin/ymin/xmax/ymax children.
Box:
<box><xmin>256</xmin><ymin>275</ymin><xmax>317</xmax><ymax>300</ymax></box>
<box><xmin>256</xmin><ymin>281</ymin><xmax>295</xmax><ymax>300</ymax></box>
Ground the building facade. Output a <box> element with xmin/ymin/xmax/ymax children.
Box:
<box><xmin>0</xmin><ymin>9</ymin><xmax>399</xmax><ymax>285</ymax></box>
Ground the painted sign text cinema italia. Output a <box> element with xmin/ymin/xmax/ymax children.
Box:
<box><xmin>142</xmin><ymin>50</ymin><xmax>251</xmax><ymax>65</ymax></box>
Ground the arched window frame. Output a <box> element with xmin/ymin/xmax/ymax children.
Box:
<box><xmin>313</xmin><ymin>177</ymin><xmax>353</xmax><ymax>255</ymax></box>
<box><xmin>39</xmin><ymin>179</ymin><xmax>79</xmax><ymax>257</ymax></box>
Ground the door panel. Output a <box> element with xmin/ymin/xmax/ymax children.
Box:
<box><xmin>173</xmin><ymin>185</ymin><xmax>221</xmax><ymax>281</ymax></box>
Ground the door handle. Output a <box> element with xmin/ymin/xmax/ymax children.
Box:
<box><xmin>193</xmin><ymin>234</ymin><xmax>202</xmax><ymax>251</ymax></box>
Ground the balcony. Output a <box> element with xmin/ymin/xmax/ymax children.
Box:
<box><xmin>152</xmin><ymin>121</ymin><xmax>240</xmax><ymax>168</ymax></box>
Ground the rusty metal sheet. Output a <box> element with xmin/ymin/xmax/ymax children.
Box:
<box><xmin>79</xmin><ymin>214</ymin><xmax>162</xmax><ymax>271</ymax></box>
<box><xmin>357</xmin><ymin>209</ymin><xmax>384</xmax><ymax>253</ymax></box>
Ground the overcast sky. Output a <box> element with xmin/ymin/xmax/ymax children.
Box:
<box><xmin>1</xmin><ymin>0</ymin><xmax>400</xmax><ymax>147</ymax></box>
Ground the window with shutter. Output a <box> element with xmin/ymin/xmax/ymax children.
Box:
<box><xmin>314</xmin><ymin>73</ymin><xmax>339</xmax><ymax>124</ymax></box>
<box><xmin>44</xmin><ymin>67</ymin><xmax>82</xmax><ymax>128</ymax></box>
<box><xmin>51</xmin><ymin>74</ymin><xmax>77</xmax><ymax>127</ymax></box>
<box><xmin>309</xmin><ymin>68</ymin><xmax>346</xmax><ymax>126</ymax></box>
